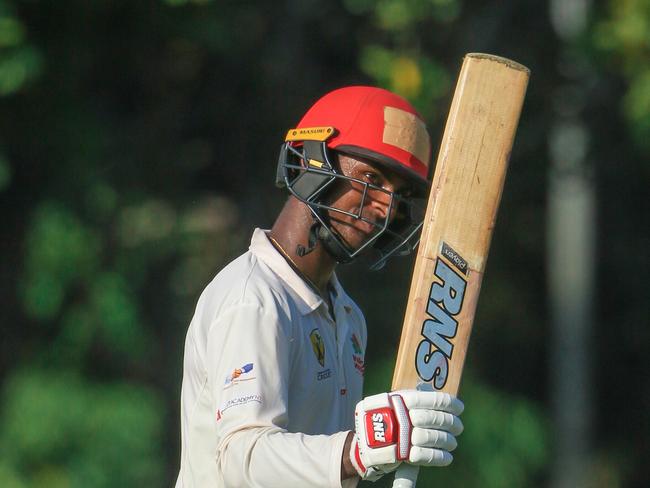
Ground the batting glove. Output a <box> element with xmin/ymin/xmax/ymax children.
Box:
<box><xmin>349</xmin><ymin>390</ymin><xmax>464</xmax><ymax>481</ymax></box>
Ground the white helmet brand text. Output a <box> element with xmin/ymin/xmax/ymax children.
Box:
<box><xmin>415</xmin><ymin>249</ymin><xmax>467</xmax><ymax>389</ymax></box>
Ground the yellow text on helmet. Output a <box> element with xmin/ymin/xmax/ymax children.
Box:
<box><xmin>285</xmin><ymin>126</ymin><xmax>336</xmax><ymax>142</ymax></box>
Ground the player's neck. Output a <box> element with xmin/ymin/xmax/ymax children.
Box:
<box><xmin>269</xmin><ymin>199</ymin><xmax>336</xmax><ymax>296</ymax></box>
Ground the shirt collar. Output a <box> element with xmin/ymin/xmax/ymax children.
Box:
<box><xmin>249</xmin><ymin>228</ymin><xmax>325</xmax><ymax>315</ymax></box>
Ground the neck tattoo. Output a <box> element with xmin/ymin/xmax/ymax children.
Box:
<box><xmin>268</xmin><ymin>234</ymin><xmax>325</xmax><ymax>298</ymax></box>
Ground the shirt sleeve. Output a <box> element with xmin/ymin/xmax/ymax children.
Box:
<box><xmin>206</xmin><ymin>302</ymin><xmax>358</xmax><ymax>488</ymax></box>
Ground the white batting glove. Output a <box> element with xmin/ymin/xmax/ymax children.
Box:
<box><xmin>349</xmin><ymin>390</ymin><xmax>464</xmax><ymax>481</ymax></box>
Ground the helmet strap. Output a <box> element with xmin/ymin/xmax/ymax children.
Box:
<box><xmin>319</xmin><ymin>224</ymin><xmax>355</xmax><ymax>264</ymax></box>
<box><xmin>296</xmin><ymin>216</ymin><xmax>356</xmax><ymax>265</ymax></box>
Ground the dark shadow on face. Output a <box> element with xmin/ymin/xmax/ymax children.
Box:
<box><xmin>321</xmin><ymin>152</ymin><xmax>413</xmax><ymax>251</ymax></box>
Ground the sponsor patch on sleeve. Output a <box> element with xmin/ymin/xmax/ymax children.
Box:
<box><xmin>216</xmin><ymin>394</ymin><xmax>263</xmax><ymax>422</ymax></box>
<box><xmin>223</xmin><ymin>362</ymin><xmax>256</xmax><ymax>389</ymax></box>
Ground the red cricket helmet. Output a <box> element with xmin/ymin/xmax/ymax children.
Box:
<box><xmin>294</xmin><ymin>86</ymin><xmax>432</xmax><ymax>189</ymax></box>
<box><xmin>276</xmin><ymin>86</ymin><xmax>431</xmax><ymax>268</ymax></box>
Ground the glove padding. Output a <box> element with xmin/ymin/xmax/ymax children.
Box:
<box><xmin>349</xmin><ymin>390</ymin><xmax>464</xmax><ymax>481</ymax></box>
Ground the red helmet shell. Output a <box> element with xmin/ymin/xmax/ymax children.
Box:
<box><xmin>295</xmin><ymin>86</ymin><xmax>431</xmax><ymax>185</ymax></box>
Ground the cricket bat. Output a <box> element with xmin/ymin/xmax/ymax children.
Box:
<box><xmin>391</xmin><ymin>53</ymin><xmax>530</xmax><ymax>487</ymax></box>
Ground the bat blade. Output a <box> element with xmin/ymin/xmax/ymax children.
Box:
<box><xmin>391</xmin><ymin>53</ymin><xmax>529</xmax><ymax>487</ymax></box>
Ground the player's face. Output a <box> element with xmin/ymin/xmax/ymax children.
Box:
<box><xmin>324</xmin><ymin>153</ymin><xmax>412</xmax><ymax>250</ymax></box>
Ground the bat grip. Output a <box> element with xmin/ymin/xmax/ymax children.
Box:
<box><xmin>392</xmin><ymin>463</ymin><xmax>419</xmax><ymax>488</ymax></box>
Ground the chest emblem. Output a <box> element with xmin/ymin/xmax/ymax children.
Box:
<box><xmin>309</xmin><ymin>328</ymin><xmax>325</xmax><ymax>367</ymax></box>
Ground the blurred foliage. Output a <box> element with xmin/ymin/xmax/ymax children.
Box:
<box><xmin>347</xmin><ymin>0</ymin><xmax>457</xmax><ymax>118</ymax></box>
<box><xmin>0</xmin><ymin>0</ymin><xmax>647</xmax><ymax>487</ymax></box>
<box><xmin>0</xmin><ymin>369</ymin><xmax>163</xmax><ymax>488</ymax></box>
<box><xmin>343</xmin><ymin>0</ymin><xmax>460</xmax><ymax>28</ymax></box>
<box><xmin>360</xmin><ymin>45</ymin><xmax>451</xmax><ymax>115</ymax></box>
<box><xmin>0</xmin><ymin>152</ymin><xmax>11</xmax><ymax>191</ymax></box>
<box><xmin>0</xmin><ymin>0</ymin><xmax>41</xmax><ymax>95</ymax></box>
<box><xmin>594</xmin><ymin>0</ymin><xmax>650</xmax><ymax>151</ymax></box>
<box><xmin>22</xmin><ymin>202</ymin><xmax>101</xmax><ymax>321</ymax></box>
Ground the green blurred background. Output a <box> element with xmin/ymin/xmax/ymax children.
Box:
<box><xmin>0</xmin><ymin>0</ymin><xmax>648</xmax><ymax>486</ymax></box>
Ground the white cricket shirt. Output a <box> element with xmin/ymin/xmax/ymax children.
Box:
<box><xmin>175</xmin><ymin>228</ymin><xmax>366</xmax><ymax>487</ymax></box>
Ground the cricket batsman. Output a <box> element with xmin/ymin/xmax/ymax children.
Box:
<box><xmin>175</xmin><ymin>86</ymin><xmax>465</xmax><ymax>487</ymax></box>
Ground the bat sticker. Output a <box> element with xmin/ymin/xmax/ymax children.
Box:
<box><xmin>440</xmin><ymin>242</ymin><xmax>468</xmax><ymax>275</ymax></box>
<box><xmin>415</xmin><ymin>247</ymin><xmax>468</xmax><ymax>390</ymax></box>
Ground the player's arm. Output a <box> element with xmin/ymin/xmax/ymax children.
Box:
<box><xmin>341</xmin><ymin>432</ymin><xmax>356</xmax><ymax>479</ymax></box>
<box><xmin>208</xmin><ymin>303</ymin><xmax>352</xmax><ymax>488</ymax></box>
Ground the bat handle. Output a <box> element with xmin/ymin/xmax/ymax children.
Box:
<box><xmin>392</xmin><ymin>463</ymin><xmax>419</xmax><ymax>488</ymax></box>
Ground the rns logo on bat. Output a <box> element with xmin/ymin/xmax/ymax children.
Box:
<box><xmin>415</xmin><ymin>244</ymin><xmax>467</xmax><ymax>390</ymax></box>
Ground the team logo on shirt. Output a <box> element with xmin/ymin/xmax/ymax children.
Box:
<box><xmin>309</xmin><ymin>329</ymin><xmax>325</xmax><ymax>367</ymax></box>
<box><xmin>351</xmin><ymin>333</ymin><xmax>365</xmax><ymax>376</ymax></box>
<box><xmin>224</xmin><ymin>362</ymin><xmax>255</xmax><ymax>389</ymax></box>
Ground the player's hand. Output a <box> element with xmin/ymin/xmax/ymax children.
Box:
<box><xmin>349</xmin><ymin>390</ymin><xmax>464</xmax><ymax>481</ymax></box>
